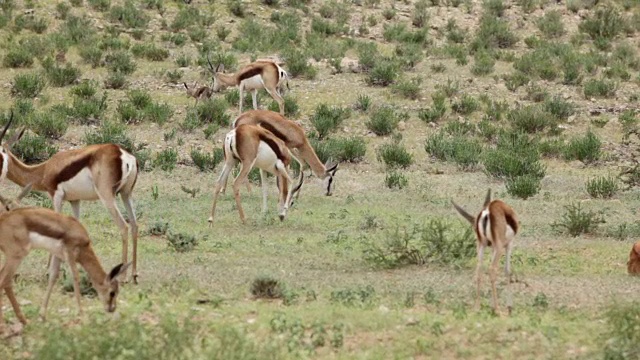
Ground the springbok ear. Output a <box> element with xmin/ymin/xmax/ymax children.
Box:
<box><xmin>216</xmin><ymin>64</ymin><xmax>225</xmax><ymax>73</ymax></box>
<box><xmin>483</xmin><ymin>188</ymin><xmax>492</xmax><ymax>208</ymax></box>
<box><xmin>0</xmin><ymin>111</ymin><xmax>14</xmax><ymax>144</ymax></box>
<box><xmin>452</xmin><ymin>201</ymin><xmax>475</xmax><ymax>224</ymax></box>
<box><xmin>108</xmin><ymin>262</ymin><xmax>131</xmax><ymax>281</ymax></box>
<box><xmin>16</xmin><ymin>183</ymin><xmax>33</xmax><ymax>202</ymax></box>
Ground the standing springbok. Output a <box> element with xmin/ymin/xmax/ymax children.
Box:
<box><xmin>207</xmin><ymin>54</ymin><xmax>289</xmax><ymax>115</ymax></box>
<box><xmin>628</xmin><ymin>241</ymin><xmax>640</xmax><ymax>275</ymax></box>
<box><xmin>208</xmin><ymin>124</ymin><xmax>303</xmax><ymax>225</ymax></box>
<box><xmin>0</xmin><ymin>185</ymin><xmax>129</xmax><ymax>333</ymax></box>
<box><xmin>233</xmin><ymin>110</ymin><xmax>338</xmax><ymax>196</ymax></box>
<box><xmin>452</xmin><ymin>189</ymin><xmax>519</xmax><ymax>316</ymax></box>
<box><xmin>0</xmin><ymin>115</ymin><xmax>140</xmax><ymax>283</ymax></box>
<box><xmin>183</xmin><ymin>81</ymin><xmax>213</xmax><ymax>106</ymax></box>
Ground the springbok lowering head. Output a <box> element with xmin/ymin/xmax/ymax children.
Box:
<box><xmin>183</xmin><ymin>81</ymin><xmax>213</xmax><ymax>106</ymax></box>
<box><xmin>207</xmin><ymin>54</ymin><xmax>289</xmax><ymax>115</ymax></box>
<box><xmin>452</xmin><ymin>189</ymin><xmax>519</xmax><ymax>316</ymax></box>
<box><xmin>0</xmin><ymin>113</ymin><xmax>140</xmax><ymax>283</ymax></box>
<box><xmin>233</xmin><ymin>110</ymin><xmax>339</xmax><ymax>196</ymax></box>
<box><xmin>0</xmin><ymin>185</ymin><xmax>130</xmax><ymax>332</ymax></box>
<box><xmin>208</xmin><ymin>124</ymin><xmax>303</xmax><ymax>225</ymax></box>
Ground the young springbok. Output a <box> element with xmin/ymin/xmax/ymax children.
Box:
<box><xmin>628</xmin><ymin>241</ymin><xmax>640</xmax><ymax>275</ymax></box>
<box><xmin>452</xmin><ymin>189</ymin><xmax>519</xmax><ymax>316</ymax></box>
<box><xmin>0</xmin><ymin>185</ymin><xmax>129</xmax><ymax>333</ymax></box>
<box><xmin>233</xmin><ymin>110</ymin><xmax>339</xmax><ymax>196</ymax></box>
<box><xmin>0</xmin><ymin>115</ymin><xmax>140</xmax><ymax>283</ymax></box>
<box><xmin>207</xmin><ymin>54</ymin><xmax>289</xmax><ymax>115</ymax></box>
<box><xmin>183</xmin><ymin>81</ymin><xmax>213</xmax><ymax>105</ymax></box>
<box><xmin>208</xmin><ymin>124</ymin><xmax>303</xmax><ymax>225</ymax></box>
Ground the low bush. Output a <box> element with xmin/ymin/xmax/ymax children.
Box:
<box><xmin>385</xmin><ymin>171</ymin><xmax>408</xmax><ymax>189</ymax></box>
<box><xmin>153</xmin><ymin>148</ymin><xmax>179</xmax><ymax>172</ymax></box>
<box><xmin>552</xmin><ymin>202</ymin><xmax>605</xmax><ymax>237</ymax></box>
<box><xmin>585</xmin><ymin>175</ymin><xmax>618</xmax><ymax>198</ymax></box>
<box><xmin>11</xmin><ymin>72</ymin><xmax>46</xmax><ymax>98</ymax></box>
<box><xmin>563</xmin><ymin>130</ymin><xmax>601</xmax><ymax>163</ymax></box>
<box><xmin>366</xmin><ymin>107</ymin><xmax>399</xmax><ymax>136</ymax></box>
<box><xmin>310</xmin><ymin>104</ymin><xmax>350</xmax><ymax>139</ymax></box>
<box><xmin>377</xmin><ymin>141</ymin><xmax>413</xmax><ymax>169</ymax></box>
<box><xmin>425</xmin><ymin>133</ymin><xmax>483</xmax><ymax>170</ymax></box>
<box><xmin>12</xmin><ymin>133</ymin><xmax>58</xmax><ymax>164</ymax></box>
<box><xmin>190</xmin><ymin>148</ymin><xmax>224</xmax><ymax>172</ymax></box>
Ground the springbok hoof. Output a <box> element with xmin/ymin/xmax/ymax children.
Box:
<box><xmin>279</xmin><ymin>215</ymin><xmax>285</xmax><ymax>221</ymax></box>
<box><xmin>132</xmin><ymin>274</ymin><xmax>139</xmax><ymax>285</ymax></box>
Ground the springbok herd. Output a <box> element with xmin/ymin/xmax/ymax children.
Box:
<box><xmin>0</xmin><ymin>56</ymin><xmax>639</xmax><ymax>333</ymax></box>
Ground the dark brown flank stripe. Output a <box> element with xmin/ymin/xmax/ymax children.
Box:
<box><xmin>237</xmin><ymin>66</ymin><xmax>264</xmax><ymax>82</ymax></box>
<box><xmin>22</xmin><ymin>209</ymin><xmax>67</xmax><ymax>239</ymax></box>
<box><xmin>258</xmin><ymin>121</ymin><xmax>289</xmax><ymax>144</ymax></box>
<box><xmin>110</xmin><ymin>146</ymin><xmax>124</xmax><ymax>193</ymax></box>
<box><xmin>53</xmin><ymin>155</ymin><xmax>94</xmax><ymax>187</ymax></box>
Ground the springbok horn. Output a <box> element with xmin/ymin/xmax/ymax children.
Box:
<box><xmin>0</xmin><ymin>110</ymin><xmax>14</xmax><ymax>144</ymax></box>
<box><xmin>206</xmin><ymin>53</ymin><xmax>216</xmax><ymax>73</ymax></box>
<box><xmin>452</xmin><ymin>201</ymin><xmax>475</xmax><ymax>224</ymax></box>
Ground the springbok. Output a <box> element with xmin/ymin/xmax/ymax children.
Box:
<box><xmin>183</xmin><ymin>81</ymin><xmax>213</xmax><ymax>106</ymax></box>
<box><xmin>233</xmin><ymin>110</ymin><xmax>338</xmax><ymax>196</ymax></box>
<box><xmin>206</xmin><ymin>54</ymin><xmax>289</xmax><ymax>115</ymax></box>
<box><xmin>0</xmin><ymin>115</ymin><xmax>140</xmax><ymax>283</ymax></box>
<box><xmin>0</xmin><ymin>185</ymin><xmax>129</xmax><ymax>333</ymax></box>
<box><xmin>628</xmin><ymin>241</ymin><xmax>640</xmax><ymax>275</ymax></box>
<box><xmin>452</xmin><ymin>189</ymin><xmax>519</xmax><ymax>316</ymax></box>
<box><xmin>208</xmin><ymin>124</ymin><xmax>303</xmax><ymax>225</ymax></box>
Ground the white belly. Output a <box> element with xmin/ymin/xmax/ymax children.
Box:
<box><xmin>254</xmin><ymin>142</ymin><xmax>280</xmax><ymax>173</ymax></box>
<box><xmin>29</xmin><ymin>232</ymin><xmax>64</xmax><ymax>258</ymax></box>
<box><xmin>60</xmin><ymin>167</ymin><xmax>99</xmax><ymax>201</ymax></box>
<box><xmin>240</xmin><ymin>75</ymin><xmax>264</xmax><ymax>90</ymax></box>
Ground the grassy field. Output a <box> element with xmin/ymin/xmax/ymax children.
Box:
<box><xmin>1</xmin><ymin>0</ymin><xmax>640</xmax><ymax>358</ymax></box>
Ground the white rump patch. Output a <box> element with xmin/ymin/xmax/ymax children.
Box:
<box><xmin>29</xmin><ymin>232</ymin><xmax>64</xmax><ymax>258</ymax></box>
<box><xmin>478</xmin><ymin>209</ymin><xmax>516</xmax><ymax>244</ymax></box>
<box><xmin>117</xmin><ymin>149</ymin><xmax>138</xmax><ymax>193</ymax></box>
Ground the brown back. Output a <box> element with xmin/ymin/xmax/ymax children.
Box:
<box><xmin>629</xmin><ymin>241</ymin><xmax>640</xmax><ymax>275</ymax></box>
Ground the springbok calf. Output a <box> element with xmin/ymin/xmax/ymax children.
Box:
<box><xmin>233</xmin><ymin>110</ymin><xmax>338</xmax><ymax>196</ymax></box>
<box><xmin>208</xmin><ymin>124</ymin><xmax>303</xmax><ymax>225</ymax></box>
<box><xmin>183</xmin><ymin>81</ymin><xmax>213</xmax><ymax>106</ymax></box>
<box><xmin>0</xmin><ymin>115</ymin><xmax>140</xmax><ymax>283</ymax></box>
<box><xmin>0</xmin><ymin>185</ymin><xmax>129</xmax><ymax>333</ymax></box>
<box><xmin>207</xmin><ymin>54</ymin><xmax>289</xmax><ymax>115</ymax></box>
<box><xmin>628</xmin><ymin>241</ymin><xmax>640</xmax><ymax>275</ymax></box>
<box><xmin>452</xmin><ymin>189</ymin><xmax>519</xmax><ymax>316</ymax></box>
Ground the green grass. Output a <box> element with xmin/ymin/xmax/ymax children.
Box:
<box><xmin>0</xmin><ymin>1</ymin><xmax>639</xmax><ymax>358</ymax></box>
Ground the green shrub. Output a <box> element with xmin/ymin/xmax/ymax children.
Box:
<box><xmin>190</xmin><ymin>148</ymin><xmax>224</xmax><ymax>172</ymax></box>
<box><xmin>131</xmin><ymin>43</ymin><xmax>169</xmax><ymax>61</ymax></box>
<box><xmin>29</xmin><ymin>111</ymin><xmax>68</xmax><ymax>139</ymax></box>
<box><xmin>424</xmin><ymin>133</ymin><xmax>483</xmax><ymax>170</ymax></box>
<box><xmin>154</xmin><ymin>148</ymin><xmax>178</xmax><ymax>172</ymax></box>
<box><xmin>583</xmin><ymin>78</ymin><xmax>617</xmax><ymax>98</ymax></box>
<box><xmin>483</xmin><ymin>131</ymin><xmax>546</xmax><ymax>180</ymax></box>
<box><xmin>11</xmin><ymin>72</ymin><xmax>46</xmax><ymax>98</ymax></box>
<box><xmin>377</xmin><ymin>141</ymin><xmax>413</xmax><ymax>169</ymax></box>
<box><xmin>503</xmin><ymin>71</ymin><xmax>530</xmax><ymax>92</ymax></box>
<box><xmin>84</xmin><ymin>121</ymin><xmax>135</xmax><ymax>152</ymax></box>
<box><xmin>418</xmin><ymin>92</ymin><xmax>447</xmax><ymax>123</ymax></box>
<box><xmin>602</xmin><ymin>302</ymin><xmax>640</xmax><ymax>359</ymax></box>
<box><xmin>366</xmin><ymin>107</ymin><xmax>399</xmax><ymax>136</ymax></box>
<box><xmin>227</xmin><ymin>0</ymin><xmax>245</xmax><ymax>17</ymax></box>
<box><xmin>167</xmin><ymin>232</ymin><xmax>198</xmax><ymax>252</ymax></box>
<box><xmin>310</xmin><ymin>104</ymin><xmax>350</xmax><ymax>139</ymax></box>
<box><xmin>579</xmin><ymin>5</ymin><xmax>624</xmax><ymax>41</ymax></box>
<box><xmin>325</xmin><ymin>137</ymin><xmax>367</xmax><ymax>163</ymax></box>
<box><xmin>45</xmin><ymin>62</ymin><xmax>81</xmax><ymax>87</ymax></box>
<box><xmin>250</xmin><ymin>276</ymin><xmax>285</xmax><ymax>299</ymax></box>
<box><xmin>586</xmin><ymin>175</ymin><xmax>618</xmax><ymax>199</ymax></box>
<box><xmin>563</xmin><ymin>131</ymin><xmax>601</xmax><ymax>163</ymax></box>
<box><xmin>195</xmin><ymin>98</ymin><xmax>230</xmax><ymax>127</ymax></box>
<box><xmin>506</xmin><ymin>175</ymin><xmax>541</xmax><ymax>199</ymax></box>
<box><xmin>267</xmin><ymin>95</ymin><xmax>299</xmax><ymax>118</ymax></box>
<box><xmin>552</xmin><ymin>202</ymin><xmax>605</xmax><ymax>237</ymax></box>
<box><xmin>366</xmin><ymin>58</ymin><xmax>399</xmax><ymax>86</ymax></box>
<box><xmin>508</xmin><ymin>105</ymin><xmax>558</xmax><ymax>134</ymax></box>
<box><xmin>3</xmin><ymin>48</ymin><xmax>34</xmax><ymax>68</ymax></box>
<box><xmin>392</xmin><ymin>77</ymin><xmax>422</xmax><ymax>100</ymax></box>
<box><xmin>543</xmin><ymin>96</ymin><xmax>575</xmax><ymax>121</ymax></box>
<box><xmin>105</xmin><ymin>51</ymin><xmax>136</xmax><ymax>75</ymax></box>
<box><xmin>451</xmin><ymin>94</ymin><xmax>479</xmax><ymax>115</ymax></box>
<box><xmin>355</xmin><ymin>94</ymin><xmax>372</xmax><ymax>112</ymax></box>
<box><xmin>385</xmin><ymin>171</ymin><xmax>408</xmax><ymax>189</ymax></box>
<box><xmin>109</xmin><ymin>0</ymin><xmax>149</xmax><ymax>29</ymax></box>
<box><xmin>471</xmin><ymin>51</ymin><xmax>495</xmax><ymax>75</ymax></box>
<box><xmin>471</xmin><ymin>14</ymin><xmax>518</xmax><ymax>52</ymax></box>
<box><xmin>88</xmin><ymin>0</ymin><xmax>111</xmax><ymax>11</ymax></box>
<box><xmin>537</xmin><ymin>10</ymin><xmax>565</xmax><ymax>38</ymax></box>
<box><xmin>363</xmin><ymin>219</ymin><xmax>475</xmax><ymax>268</ymax></box>
<box><xmin>330</xmin><ymin>285</ymin><xmax>377</xmax><ymax>308</ymax></box>
<box><xmin>12</xmin><ymin>133</ymin><xmax>58</xmax><ymax>164</ymax></box>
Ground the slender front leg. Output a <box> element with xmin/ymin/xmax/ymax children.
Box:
<box><xmin>40</xmin><ymin>255</ymin><xmax>62</xmax><ymax>320</ymax></box>
<box><xmin>238</xmin><ymin>84</ymin><xmax>244</xmax><ymax>115</ymax></box>
<box><xmin>233</xmin><ymin>162</ymin><xmax>254</xmax><ymax>224</ymax></box>
<box><xmin>474</xmin><ymin>243</ymin><xmax>485</xmax><ymax>311</ymax></box>
<box><xmin>70</xmin><ymin>200</ymin><xmax>80</xmax><ymax>219</ymax></box>
<box><xmin>264</xmin><ymin>86</ymin><xmax>285</xmax><ymax>115</ymax></box>
<box><xmin>209</xmin><ymin>162</ymin><xmax>234</xmax><ymax>226</ymax></box>
<box><xmin>260</xmin><ymin>169</ymin><xmax>268</xmax><ymax>213</ymax></box>
<box><xmin>95</xmin><ymin>185</ymin><xmax>130</xmax><ymax>279</ymax></box>
<box><xmin>5</xmin><ymin>286</ymin><xmax>26</xmax><ymax>325</ymax></box>
<box><xmin>65</xmin><ymin>251</ymin><xmax>83</xmax><ymax>317</ymax></box>
<box><xmin>121</xmin><ymin>194</ymin><xmax>138</xmax><ymax>284</ymax></box>
<box><xmin>252</xmin><ymin>89</ymin><xmax>258</xmax><ymax>110</ymax></box>
<box><xmin>0</xmin><ymin>256</ymin><xmax>26</xmax><ymax>327</ymax></box>
<box><xmin>46</xmin><ymin>191</ymin><xmax>65</xmax><ymax>274</ymax></box>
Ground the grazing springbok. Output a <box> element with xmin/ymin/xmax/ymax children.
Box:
<box><xmin>628</xmin><ymin>241</ymin><xmax>640</xmax><ymax>275</ymax></box>
<box><xmin>233</xmin><ymin>110</ymin><xmax>338</xmax><ymax>196</ymax></box>
<box><xmin>183</xmin><ymin>81</ymin><xmax>213</xmax><ymax>105</ymax></box>
<box><xmin>0</xmin><ymin>115</ymin><xmax>140</xmax><ymax>283</ymax></box>
<box><xmin>208</xmin><ymin>124</ymin><xmax>304</xmax><ymax>225</ymax></box>
<box><xmin>0</xmin><ymin>185</ymin><xmax>129</xmax><ymax>333</ymax></box>
<box><xmin>207</xmin><ymin>54</ymin><xmax>290</xmax><ymax>115</ymax></box>
<box><xmin>452</xmin><ymin>189</ymin><xmax>519</xmax><ymax>316</ymax></box>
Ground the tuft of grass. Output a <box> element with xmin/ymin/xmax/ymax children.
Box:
<box><xmin>355</xmin><ymin>94</ymin><xmax>372</xmax><ymax>112</ymax></box>
<box><xmin>583</xmin><ymin>78</ymin><xmax>617</xmax><ymax>98</ymax></box>
<box><xmin>392</xmin><ymin>77</ymin><xmax>422</xmax><ymax>100</ymax></box>
<box><xmin>451</xmin><ymin>94</ymin><xmax>479</xmax><ymax>115</ymax></box>
<box><xmin>425</xmin><ymin>133</ymin><xmax>483</xmax><ymax>170</ymax></box>
<box><xmin>563</xmin><ymin>131</ymin><xmax>601</xmax><ymax>164</ymax></box>
<box><xmin>310</xmin><ymin>104</ymin><xmax>350</xmax><ymax>139</ymax></box>
<box><xmin>250</xmin><ymin>275</ymin><xmax>285</xmax><ymax>299</ymax></box>
<box><xmin>385</xmin><ymin>171</ymin><xmax>408</xmax><ymax>189</ymax></box>
<box><xmin>508</xmin><ymin>105</ymin><xmax>558</xmax><ymax>134</ymax></box>
<box><xmin>366</xmin><ymin>107</ymin><xmax>399</xmax><ymax>136</ymax></box>
<box><xmin>153</xmin><ymin>148</ymin><xmax>178</xmax><ymax>172</ymax></box>
<box><xmin>11</xmin><ymin>72</ymin><xmax>46</xmax><ymax>98</ymax></box>
<box><xmin>586</xmin><ymin>176</ymin><xmax>619</xmax><ymax>199</ymax></box>
<box><xmin>190</xmin><ymin>148</ymin><xmax>224</xmax><ymax>172</ymax></box>
<box><xmin>3</xmin><ymin>48</ymin><xmax>34</xmax><ymax>68</ymax></box>
<box><xmin>376</xmin><ymin>141</ymin><xmax>413</xmax><ymax>169</ymax></box>
<box><xmin>418</xmin><ymin>92</ymin><xmax>447</xmax><ymax>123</ymax></box>
<box><xmin>552</xmin><ymin>202</ymin><xmax>605</xmax><ymax>237</ymax></box>
<box><xmin>366</xmin><ymin>58</ymin><xmax>400</xmax><ymax>86</ymax></box>
<box><xmin>167</xmin><ymin>232</ymin><xmax>198</xmax><ymax>253</ymax></box>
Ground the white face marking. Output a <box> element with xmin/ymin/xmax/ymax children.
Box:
<box><xmin>225</xmin><ymin>130</ymin><xmax>238</xmax><ymax>159</ymax></box>
<box><xmin>29</xmin><ymin>232</ymin><xmax>64</xmax><ymax>258</ymax></box>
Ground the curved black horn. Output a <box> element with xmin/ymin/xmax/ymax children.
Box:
<box><xmin>0</xmin><ymin>110</ymin><xmax>14</xmax><ymax>144</ymax></box>
<box><xmin>206</xmin><ymin>52</ymin><xmax>216</xmax><ymax>73</ymax></box>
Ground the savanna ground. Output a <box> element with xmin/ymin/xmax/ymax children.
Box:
<box><xmin>1</xmin><ymin>0</ymin><xmax>640</xmax><ymax>358</ymax></box>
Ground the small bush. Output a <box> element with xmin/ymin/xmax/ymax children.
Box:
<box><xmin>506</xmin><ymin>175</ymin><xmax>541</xmax><ymax>199</ymax></box>
<box><xmin>367</xmin><ymin>107</ymin><xmax>399</xmax><ymax>136</ymax></box>
<box><xmin>483</xmin><ymin>131</ymin><xmax>546</xmax><ymax>180</ymax></box>
<box><xmin>451</xmin><ymin>94</ymin><xmax>479</xmax><ymax>115</ymax></box>
<box><xmin>471</xmin><ymin>51</ymin><xmax>495</xmax><ymax>76</ymax></box>
<box><xmin>105</xmin><ymin>51</ymin><xmax>136</xmax><ymax>75</ymax></box>
<box><xmin>153</xmin><ymin>148</ymin><xmax>178</xmax><ymax>172</ymax></box>
<box><xmin>418</xmin><ymin>92</ymin><xmax>447</xmax><ymax>123</ymax></box>
<box><xmin>45</xmin><ymin>62</ymin><xmax>81</xmax><ymax>87</ymax></box>
<box><xmin>109</xmin><ymin>1</ymin><xmax>149</xmax><ymax>29</ymax></box>
<box><xmin>250</xmin><ymin>276</ymin><xmax>285</xmax><ymax>299</ymax></box>
<box><xmin>130</xmin><ymin>43</ymin><xmax>169</xmax><ymax>61</ymax></box>
<box><xmin>3</xmin><ymin>48</ymin><xmax>34</xmax><ymax>68</ymax></box>
<box><xmin>355</xmin><ymin>94</ymin><xmax>372</xmax><ymax>112</ymax></box>
<box><xmin>552</xmin><ymin>202</ymin><xmax>605</xmax><ymax>237</ymax></box>
<box><xmin>228</xmin><ymin>0</ymin><xmax>245</xmax><ymax>17</ymax></box>
<box><xmin>190</xmin><ymin>148</ymin><xmax>224</xmax><ymax>172</ymax></box>
<box><xmin>330</xmin><ymin>285</ymin><xmax>377</xmax><ymax>308</ymax></box>
<box><xmin>12</xmin><ymin>133</ymin><xmax>58</xmax><ymax>164</ymax></box>
<box><xmin>579</xmin><ymin>6</ymin><xmax>624</xmax><ymax>41</ymax></box>
<box><xmin>583</xmin><ymin>78</ymin><xmax>617</xmax><ymax>98</ymax></box>
<box><xmin>310</xmin><ymin>104</ymin><xmax>350</xmax><ymax>139</ymax></box>
<box><xmin>586</xmin><ymin>176</ymin><xmax>618</xmax><ymax>198</ymax></box>
<box><xmin>385</xmin><ymin>171</ymin><xmax>408</xmax><ymax>189</ymax></box>
<box><xmin>537</xmin><ymin>10</ymin><xmax>565</xmax><ymax>38</ymax></box>
<box><xmin>543</xmin><ymin>96</ymin><xmax>575</xmax><ymax>121</ymax></box>
<box><xmin>425</xmin><ymin>133</ymin><xmax>483</xmax><ymax>170</ymax></box>
<box><xmin>508</xmin><ymin>105</ymin><xmax>558</xmax><ymax>134</ymax></box>
<box><xmin>392</xmin><ymin>77</ymin><xmax>422</xmax><ymax>100</ymax></box>
<box><xmin>84</xmin><ymin>121</ymin><xmax>135</xmax><ymax>152</ymax></box>
<box><xmin>11</xmin><ymin>73</ymin><xmax>46</xmax><ymax>98</ymax></box>
<box><xmin>104</xmin><ymin>71</ymin><xmax>127</xmax><ymax>89</ymax></box>
<box><xmin>602</xmin><ymin>302</ymin><xmax>640</xmax><ymax>359</ymax></box>
<box><xmin>267</xmin><ymin>95</ymin><xmax>299</xmax><ymax>118</ymax></box>
<box><xmin>29</xmin><ymin>111</ymin><xmax>68</xmax><ymax>139</ymax></box>
<box><xmin>563</xmin><ymin>131</ymin><xmax>601</xmax><ymax>163</ymax></box>
<box><xmin>366</xmin><ymin>58</ymin><xmax>399</xmax><ymax>86</ymax></box>
<box><xmin>167</xmin><ymin>232</ymin><xmax>198</xmax><ymax>252</ymax></box>
<box><xmin>326</xmin><ymin>137</ymin><xmax>367</xmax><ymax>163</ymax></box>
<box><xmin>377</xmin><ymin>141</ymin><xmax>413</xmax><ymax>169</ymax></box>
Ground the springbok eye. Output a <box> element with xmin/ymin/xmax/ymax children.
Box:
<box><xmin>109</xmin><ymin>291</ymin><xmax>116</xmax><ymax>298</ymax></box>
